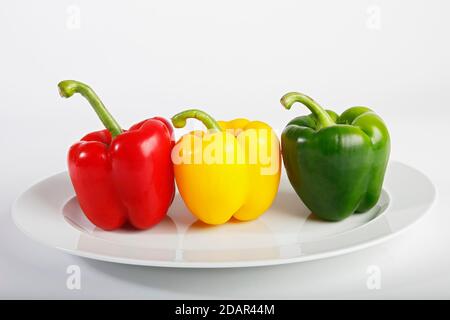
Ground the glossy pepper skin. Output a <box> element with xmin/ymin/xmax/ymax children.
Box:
<box><xmin>280</xmin><ymin>92</ymin><xmax>390</xmax><ymax>221</ymax></box>
<box><xmin>171</xmin><ymin>109</ymin><xmax>281</xmax><ymax>225</ymax></box>
<box><xmin>59</xmin><ymin>80</ymin><xmax>175</xmax><ymax>230</ymax></box>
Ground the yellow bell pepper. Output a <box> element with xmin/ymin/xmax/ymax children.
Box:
<box><xmin>171</xmin><ymin>109</ymin><xmax>281</xmax><ymax>225</ymax></box>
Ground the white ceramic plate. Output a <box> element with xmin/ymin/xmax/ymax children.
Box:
<box><xmin>12</xmin><ymin>161</ymin><xmax>435</xmax><ymax>268</ymax></box>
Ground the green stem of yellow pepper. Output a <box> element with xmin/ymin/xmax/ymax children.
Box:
<box><xmin>171</xmin><ymin>109</ymin><xmax>223</xmax><ymax>132</ymax></box>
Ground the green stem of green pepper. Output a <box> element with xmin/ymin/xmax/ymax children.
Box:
<box><xmin>58</xmin><ymin>80</ymin><xmax>123</xmax><ymax>138</ymax></box>
<box><xmin>171</xmin><ymin>109</ymin><xmax>222</xmax><ymax>132</ymax></box>
<box><xmin>281</xmin><ymin>92</ymin><xmax>335</xmax><ymax>128</ymax></box>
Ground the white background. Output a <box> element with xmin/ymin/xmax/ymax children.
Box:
<box><xmin>0</xmin><ymin>0</ymin><xmax>449</xmax><ymax>298</ymax></box>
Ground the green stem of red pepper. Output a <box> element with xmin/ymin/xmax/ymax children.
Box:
<box><xmin>281</xmin><ymin>92</ymin><xmax>335</xmax><ymax>129</ymax></box>
<box><xmin>171</xmin><ymin>109</ymin><xmax>223</xmax><ymax>132</ymax></box>
<box><xmin>58</xmin><ymin>80</ymin><xmax>123</xmax><ymax>138</ymax></box>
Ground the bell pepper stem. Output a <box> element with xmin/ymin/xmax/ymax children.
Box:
<box><xmin>58</xmin><ymin>80</ymin><xmax>123</xmax><ymax>138</ymax></box>
<box><xmin>281</xmin><ymin>92</ymin><xmax>335</xmax><ymax>128</ymax></box>
<box><xmin>171</xmin><ymin>109</ymin><xmax>222</xmax><ymax>132</ymax></box>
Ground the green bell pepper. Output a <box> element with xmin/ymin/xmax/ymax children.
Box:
<box><xmin>280</xmin><ymin>92</ymin><xmax>390</xmax><ymax>221</ymax></box>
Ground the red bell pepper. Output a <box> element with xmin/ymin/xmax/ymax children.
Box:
<box><xmin>58</xmin><ymin>80</ymin><xmax>175</xmax><ymax>230</ymax></box>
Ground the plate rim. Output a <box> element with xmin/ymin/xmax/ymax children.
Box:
<box><xmin>11</xmin><ymin>160</ymin><xmax>437</xmax><ymax>268</ymax></box>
